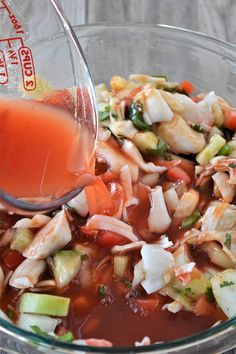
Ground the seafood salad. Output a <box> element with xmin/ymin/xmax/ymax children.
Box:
<box><xmin>1</xmin><ymin>74</ymin><xmax>236</xmax><ymax>348</ymax></box>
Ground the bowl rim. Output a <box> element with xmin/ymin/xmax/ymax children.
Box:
<box><xmin>2</xmin><ymin>23</ymin><xmax>236</xmax><ymax>353</ymax></box>
<box><xmin>74</xmin><ymin>22</ymin><xmax>236</xmax><ymax>51</ymax></box>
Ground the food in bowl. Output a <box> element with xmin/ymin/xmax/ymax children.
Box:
<box><xmin>0</xmin><ymin>73</ymin><xmax>236</xmax><ymax>347</ymax></box>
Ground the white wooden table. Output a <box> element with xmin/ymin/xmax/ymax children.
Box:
<box><xmin>0</xmin><ymin>0</ymin><xmax>236</xmax><ymax>353</ymax></box>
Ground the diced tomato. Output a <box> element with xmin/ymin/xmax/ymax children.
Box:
<box><xmin>136</xmin><ymin>298</ymin><xmax>160</xmax><ymax>311</ymax></box>
<box><xmin>123</xmin><ymin>86</ymin><xmax>142</xmax><ymax>107</ymax></box>
<box><xmin>100</xmin><ymin>171</ymin><xmax>119</xmax><ymax>184</ymax></box>
<box><xmin>73</xmin><ymin>296</ymin><xmax>93</xmax><ymax>314</ymax></box>
<box><xmin>3</xmin><ymin>250</ymin><xmax>24</xmax><ymax>270</ymax></box>
<box><xmin>178</xmin><ymin>80</ymin><xmax>194</xmax><ymax>95</ymax></box>
<box><xmin>194</xmin><ymin>295</ymin><xmax>215</xmax><ymax>317</ymax></box>
<box><xmin>154</xmin><ymin>159</ymin><xmax>178</xmax><ymax>169</ymax></box>
<box><xmin>167</xmin><ymin>166</ymin><xmax>191</xmax><ymax>185</ymax></box>
<box><xmin>85</xmin><ymin>178</ymin><xmax>113</xmax><ymax>216</ymax></box>
<box><xmin>96</xmin><ymin>231</ymin><xmax>128</xmax><ymax>248</ymax></box>
<box><xmin>223</xmin><ymin>108</ymin><xmax>236</xmax><ymax>130</ymax></box>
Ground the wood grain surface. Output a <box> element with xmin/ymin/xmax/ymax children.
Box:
<box><xmin>61</xmin><ymin>0</ymin><xmax>236</xmax><ymax>44</ymax></box>
<box><xmin>0</xmin><ymin>0</ymin><xmax>236</xmax><ymax>353</ymax></box>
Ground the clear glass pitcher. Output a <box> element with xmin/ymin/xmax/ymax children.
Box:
<box><xmin>0</xmin><ymin>0</ymin><xmax>97</xmax><ymax>213</ymax></box>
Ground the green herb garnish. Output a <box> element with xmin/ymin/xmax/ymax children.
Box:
<box><xmin>182</xmin><ymin>287</ymin><xmax>192</xmax><ymax>296</ymax></box>
<box><xmin>181</xmin><ymin>210</ymin><xmax>201</xmax><ymax>229</ymax></box>
<box><xmin>57</xmin><ymin>331</ymin><xmax>74</xmax><ymax>342</ymax></box>
<box><xmin>31</xmin><ymin>326</ymin><xmax>74</xmax><ymax>343</ymax></box>
<box><xmin>99</xmin><ymin>105</ymin><xmax>110</xmax><ymax>122</ymax></box>
<box><xmin>224</xmin><ymin>233</ymin><xmax>231</xmax><ymax>249</ymax></box>
<box><xmin>217</xmin><ymin>144</ymin><xmax>233</xmax><ymax>156</ymax></box>
<box><xmin>98</xmin><ymin>284</ymin><xmax>107</xmax><ymax>297</ymax></box>
<box><xmin>128</xmin><ymin>102</ymin><xmax>150</xmax><ymax>131</ymax></box>
<box><xmin>64</xmin><ymin>205</ymin><xmax>76</xmax><ymax>213</ymax></box>
<box><xmin>191</xmin><ymin>124</ymin><xmax>205</xmax><ymax>134</ymax></box>
<box><xmin>205</xmin><ymin>287</ymin><xmax>215</xmax><ymax>303</ymax></box>
<box><xmin>6</xmin><ymin>309</ymin><xmax>14</xmax><ymax>319</ymax></box>
<box><xmin>220</xmin><ymin>280</ymin><xmax>235</xmax><ymax>288</ymax></box>
<box><xmin>123</xmin><ymin>279</ymin><xmax>132</xmax><ymax>289</ymax></box>
<box><xmin>81</xmin><ymin>254</ymin><xmax>89</xmax><ymax>261</ymax></box>
<box><xmin>146</xmin><ymin>138</ymin><xmax>168</xmax><ymax>156</ymax></box>
<box><xmin>229</xmin><ymin>162</ymin><xmax>236</xmax><ymax>168</ymax></box>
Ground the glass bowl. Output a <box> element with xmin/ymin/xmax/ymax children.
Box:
<box><xmin>1</xmin><ymin>24</ymin><xmax>236</xmax><ymax>354</ymax></box>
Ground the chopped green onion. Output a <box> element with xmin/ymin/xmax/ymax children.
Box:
<box><xmin>128</xmin><ymin>102</ymin><xmax>150</xmax><ymax>131</ymax></box>
<box><xmin>205</xmin><ymin>287</ymin><xmax>215</xmax><ymax>303</ymax></box>
<box><xmin>217</xmin><ymin>144</ymin><xmax>233</xmax><ymax>156</ymax></box>
<box><xmin>220</xmin><ymin>280</ymin><xmax>235</xmax><ymax>288</ymax></box>
<box><xmin>224</xmin><ymin>233</ymin><xmax>231</xmax><ymax>249</ymax></box>
<box><xmin>196</xmin><ymin>135</ymin><xmax>226</xmax><ymax>166</ymax></box>
<box><xmin>191</xmin><ymin>124</ymin><xmax>205</xmax><ymax>134</ymax></box>
<box><xmin>181</xmin><ymin>210</ymin><xmax>201</xmax><ymax>229</ymax></box>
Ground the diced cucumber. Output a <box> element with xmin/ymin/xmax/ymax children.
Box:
<box><xmin>133</xmin><ymin>131</ymin><xmax>158</xmax><ymax>153</ymax></box>
<box><xmin>113</xmin><ymin>255</ymin><xmax>129</xmax><ymax>278</ymax></box>
<box><xmin>74</xmin><ymin>244</ymin><xmax>93</xmax><ymax>258</ymax></box>
<box><xmin>174</xmin><ymin>273</ymin><xmax>210</xmax><ymax>300</ymax></box>
<box><xmin>19</xmin><ymin>293</ymin><xmax>70</xmax><ymax>317</ymax></box>
<box><xmin>52</xmin><ymin>250</ymin><xmax>81</xmax><ymax>288</ymax></box>
<box><xmin>10</xmin><ymin>228</ymin><xmax>34</xmax><ymax>253</ymax></box>
<box><xmin>196</xmin><ymin>134</ymin><xmax>226</xmax><ymax>165</ymax></box>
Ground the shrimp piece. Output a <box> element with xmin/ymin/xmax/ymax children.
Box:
<box><xmin>23</xmin><ymin>210</ymin><xmax>71</xmax><ymax>259</ymax></box>
<box><xmin>13</xmin><ymin>214</ymin><xmax>51</xmax><ymax>229</ymax></box>
<box><xmin>9</xmin><ymin>259</ymin><xmax>46</xmax><ymax>289</ymax></box>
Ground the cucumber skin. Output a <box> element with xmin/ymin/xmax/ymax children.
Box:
<box><xmin>19</xmin><ymin>293</ymin><xmax>70</xmax><ymax>317</ymax></box>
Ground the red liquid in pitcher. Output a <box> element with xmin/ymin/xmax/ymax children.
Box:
<box><xmin>0</xmin><ymin>98</ymin><xmax>94</xmax><ymax>198</ymax></box>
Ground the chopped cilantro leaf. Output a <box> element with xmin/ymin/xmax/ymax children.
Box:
<box><xmin>220</xmin><ymin>280</ymin><xmax>235</xmax><ymax>288</ymax></box>
<box><xmin>6</xmin><ymin>309</ymin><xmax>14</xmax><ymax>319</ymax></box>
<box><xmin>123</xmin><ymin>279</ymin><xmax>132</xmax><ymax>289</ymax></box>
<box><xmin>31</xmin><ymin>326</ymin><xmax>74</xmax><ymax>343</ymax></box>
<box><xmin>191</xmin><ymin>124</ymin><xmax>205</xmax><ymax>133</ymax></box>
<box><xmin>98</xmin><ymin>284</ymin><xmax>107</xmax><ymax>297</ymax></box>
<box><xmin>181</xmin><ymin>210</ymin><xmax>201</xmax><ymax>229</ymax></box>
<box><xmin>217</xmin><ymin>144</ymin><xmax>233</xmax><ymax>156</ymax></box>
<box><xmin>64</xmin><ymin>205</ymin><xmax>76</xmax><ymax>213</ymax></box>
<box><xmin>205</xmin><ymin>287</ymin><xmax>215</xmax><ymax>303</ymax></box>
<box><xmin>57</xmin><ymin>331</ymin><xmax>74</xmax><ymax>342</ymax></box>
<box><xmin>99</xmin><ymin>105</ymin><xmax>110</xmax><ymax>122</ymax></box>
<box><xmin>81</xmin><ymin>254</ymin><xmax>89</xmax><ymax>261</ymax></box>
<box><xmin>128</xmin><ymin>102</ymin><xmax>150</xmax><ymax>131</ymax></box>
<box><xmin>224</xmin><ymin>233</ymin><xmax>231</xmax><ymax>249</ymax></box>
<box><xmin>183</xmin><ymin>287</ymin><xmax>192</xmax><ymax>296</ymax></box>
<box><xmin>229</xmin><ymin>162</ymin><xmax>236</xmax><ymax>168</ymax></box>
<box><xmin>31</xmin><ymin>326</ymin><xmax>50</xmax><ymax>338</ymax></box>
